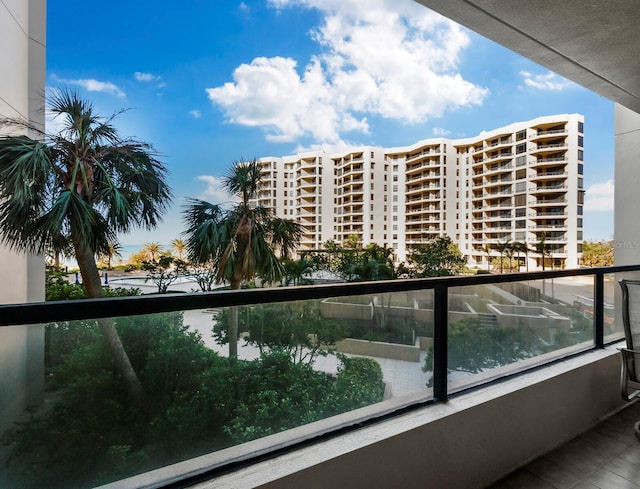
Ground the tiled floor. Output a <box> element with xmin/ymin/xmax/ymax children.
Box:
<box><xmin>488</xmin><ymin>402</ymin><xmax>640</xmax><ymax>488</ymax></box>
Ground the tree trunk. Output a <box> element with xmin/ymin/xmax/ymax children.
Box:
<box><xmin>74</xmin><ymin>240</ymin><xmax>147</xmax><ymax>412</ymax></box>
<box><xmin>228</xmin><ymin>277</ymin><xmax>241</xmax><ymax>361</ymax></box>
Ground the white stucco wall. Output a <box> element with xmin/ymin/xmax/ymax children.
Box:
<box><xmin>0</xmin><ymin>0</ymin><xmax>46</xmax><ymax>433</ymax></box>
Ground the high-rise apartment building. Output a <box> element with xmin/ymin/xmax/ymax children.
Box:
<box><xmin>255</xmin><ymin>114</ymin><xmax>584</xmax><ymax>270</ymax></box>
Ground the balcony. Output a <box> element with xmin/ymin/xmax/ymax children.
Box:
<box><xmin>2</xmin><ymin>266</ymin><xmax>634</xmax><ymax>488</ymax></box>
<box><xmin>530</xmin><ymin>128</ymin><xmax>568</xmax><ymax>139</ymax></box>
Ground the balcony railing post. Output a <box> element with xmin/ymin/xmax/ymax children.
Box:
<box><xmin>433</xmin><ymin>284</ymin><xmax>448</xmax><ymax>402</ymax></box>
<box><xmin>595</xmin><ymin>273</ymin><xmax>604</xmax><ymax>348</ymax></box>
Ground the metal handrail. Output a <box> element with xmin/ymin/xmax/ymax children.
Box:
<box><xmin>3</xmin><ymin>264</ymin><xmax>639</xmax><ymax>404</ymax></box>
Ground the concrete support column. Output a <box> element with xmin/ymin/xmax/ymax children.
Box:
<box><xmin>614</xmin><ymin>104</ymin><xmax>640</xmax><ymax>266</ymax></box>
<box><xmin>0</xmin><ymin>0</ymin><xmax>46</xmax><ymax>433</ymax></box>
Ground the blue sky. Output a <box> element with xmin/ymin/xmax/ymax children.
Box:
<box><xmin>47</xmin><ymin>0</ymin><xmax>615</xmax><ymax>246</ymax></box>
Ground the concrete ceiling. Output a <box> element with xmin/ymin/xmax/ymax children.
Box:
<box><xmin>416</xmin><ymin>0</ymin><xmax>640</xmax><ymax>113</ymax></box>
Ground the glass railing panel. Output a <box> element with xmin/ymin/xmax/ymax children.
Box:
<box><xmin>445</xmin><ymin>277</ymin><xmax>595</xmax><ymax>394</ymax></box>
<box><xmin>605</xmin><ymin>272</ymin><xmax>623</xmax><ymax>343</ymax></box>
<box><xmin>1</xmin><ymin>290</ymin><xmax>434</xmax><ymax>488</ymax></box>
<box><xmin>607</xmin><ymin>270</ymin><xmax>640</xmax><ymax>344</ymax></box>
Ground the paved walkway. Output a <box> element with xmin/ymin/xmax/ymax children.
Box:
<box><xmin>182</xmin><ymin>308</ymin><xmax>432</xmax><ymax>398</ymax></box>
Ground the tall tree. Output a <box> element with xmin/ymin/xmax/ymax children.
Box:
<box><xmin>480</xmin><ymin>244</ymin><xmax>492</xmax><ymax>271</ymax></box>
<box><xmin>535</xmin><ymin>232</ymin><xmax>548</xmax><ymax>271</ymax></box>
<box><xmin>0</xmin><ymin>89</ymin><xmax>172</xmax><ymax>409</ymax></box>
<box><xmin>496</xmin><ymin>239</ymin><xmax>511</xmax><ymax>274</ymax></box>
<box><xmin>407</xmin><ymin>236</ymin><xmax>465</xmax><ymax>277</ymax></box>
<box><xmin>582</xmin><ymin>240</ymin><xmax>613</xmax><ymax>267</ymax></box>
<box><xmin>170</xmin><ymin>238</ymin><xmax>186</xmax><ymax>260</ymax></box>
<box><xmin>183</xmin><ymin>158</ymin><xmax>301</xmax><ymax>359</ymax></box>
<box><xmin>511</xmin><ymin>241</ymin><xmax>530</xmax><ymax>272</ymax></box>
<box><xmin>142</xmin><ymin>241</ymin><xmax>162</xmax><ymax>261</ymax></box>
<box><xmin>98</xmin><ymin>241</ymin><xmax>123</xmax><ymax>269</ymax></box>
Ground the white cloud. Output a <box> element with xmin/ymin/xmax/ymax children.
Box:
<box><xmin>432</xmin><ymin>127</ymin><xmax>451</xmax><ymax>137</ymax></box>
<box><xmin>239</xmin><ymin>2</ymin><xmax>250</xmax><ymax>13</ymax></box>
<box><xmin>45</xmin><ymin>112</ymin><xmax>66</xmax><ymax>135</ymax></box>
<box><xmin>196</xmin><ymin>175</ymin><xmax>237</xmax><ymax>204</ymax></box>
<box><xmin>189</xmin><ymin>110</ymin><xmax>202</xmax><ymax>119</ymax></box>
<box><xmin>62</xmin><ymin>78</ymin><xmax>125</xmax><ymax>98</ymax></box>
<box><xmin>207</xmin><ymin>0</ymin><xmax>488</xmax><ymax>145</ymax></box>
<box><xmin>134</xmin><ymin>72</ymin><xmax>160</xmax><ymax>82</ymax></box>
<box><xmin>134</xmin><ymin>72</ymin><xmax>165</xmax><ymax>90</ymax></box>
<box><xmin>520</xmin><ymin>70</ymin><xmax>574</xmax><ymax>91</ymax></box>
<box><xmin>584</xmin><ymin>179</ymin><xmax>614</xmax><ymax>211</ymax></box>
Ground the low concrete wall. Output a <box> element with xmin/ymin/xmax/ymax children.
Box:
<box><xmin>335</xmin><ymin>338</ymin><xmax>421</xmax><ymax>362</ymax></box>
<box><xmin>321</xmin><ymin>301</ymin><xmax>373</xmax><ymax>320</ymax></box>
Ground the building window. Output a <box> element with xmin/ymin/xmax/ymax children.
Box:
<box><xmin>393</xmin><ymin>175</ymin><xmax>398</xmax><ymax>182</ymax></box>
<box><xmin>516</xmin><ymin>156</ymin><xmax>526</xmax><ymax>167</ymax></box>
<box><xmin>578</xmin><ymin>163</ymin><xmax>584</xmax><ymax>175</ymax></box>
<box><xmin>516</xmin><ymin>208</ymin><xmax>526</xmax><ymax>217</ymax></box>
<box><xmin>516</xmin><ymin>143</ymin><xmax>526</xmax><ymax>154</ymax></box>
<box><xmin>393</xmin><ymin>205</ymin><xmax>398</xmax><ymax>212</ymax></box>
<box><xmin>578</xmin><ymin>121</ymin><xmax>584</xmax><ymax>133</ymax></box>
<box><xmin>578</xmin><ymin>149</ymin><xmax>584</xmax><ymax>161</ymax></box>
<box><xmin>516</xmin><ymin>130</ymin><xmax>526</xmax><ymax>141</ymax></box>
<box><xmin>516</xmin><ymin>220</ymin><xmax>525</xmax><ymax>228</ymax></box>
<box><xmin>393</xmin><ymin>195</ymin><xmax>398</xmax><ymax>202</ymax></box>
<box><xmin>516</xmin><ymin>169</ymin><xmax>526</xmax><ymax>180</ymax></box>
<box><xmin>578</xmin><ymin>135</ymin><xmax>584</xmax><ymax>147</ymax></box>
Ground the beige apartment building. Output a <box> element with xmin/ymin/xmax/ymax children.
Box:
<box><xmin>257</xmin><ymin>114</ymin><xmax>584</xmax><ymax>270</ymax></box>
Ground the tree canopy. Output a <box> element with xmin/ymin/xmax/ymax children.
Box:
<box><xmin>406</xmin><ymin>236</ymin><xmax>465</xmax><ymax>277</ymax></box>
<box><xmin>0</xmin><ymin>88</ymin><xmax>172</xmax><ymax>409</ymax></box>
<box><xmin>183</xmin><ymin>158</ymin><xmax>301</xmax><ymax>358</ymax></box>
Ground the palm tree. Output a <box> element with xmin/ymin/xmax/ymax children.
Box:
<box><xmin>536</xmin><ymin>232</ymin><xmax>548</xmax><ymax>271</ymax></box>
<box><xmin>170</xmin><ymin>238</ymin><xmax>186</xmax><ymax>260</ymax></box>
<box><xmin>0</xmin><ymin>89</ymin><xmax>172</xmax><ymax>409</ymax></box>
<box><xmin>142</xmin><ymin>241</ymin><xmax>162</xmax><ymax>261</ymax></box>
<box><xmin>183</xmin><ymin>158</ymin><xmax>301</xmax><ymax>359</ymax></box>
<box><xmin>98</xmin><ymin>241</ymin><xmax>123</xmax><ymax>269</ymax></box>
<box><xmin>480</xmin><ymin>244</ymin><xmax>492</xmax><ymax>271</ymax></box>
<box><xmin>511</xmin><ymin>241</ymin><xmax>529</xmax><ymax>272</ymax></box>
<box><xmin>496</xmin><ymin>240</ymin><xmax>511</xmax><ymax>274</ymax></box>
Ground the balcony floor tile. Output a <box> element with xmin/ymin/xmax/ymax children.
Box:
<box><xmin>489</xmin><ymin>403</ymin><xmax>640</xmax><ymax>488</ymax></box>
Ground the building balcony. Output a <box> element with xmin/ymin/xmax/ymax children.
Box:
<box><xmin>531</xmin><ymin>170</ymin><xmax>568</xmax><ymax>180</ymax></box>
<box><xmin>406</xmin><ymin>160</ymin><xmax>440</xmax><ymax>175</ymax></box>
<box><xmin>530</xmin><ymin>198</ymin><xmax>568</xmax><ymax>206</ymax></box>
<box><xmin>530</xmin><ymin>128</ymin><xmax>568</xmax><ymax>139</ymax></box>
<box><xmin>405</xmin><ymin>149</ymin><xmax>440</xmax><ymax>164</ymax></box>
<box><xmin>483</xmin><ymin>163</ymin><xmax>513</xmax><ymax>176</ymax></box>
<box><xmin>531</xmin><ymin>156</ymin><xmax>568</xmax><ymax>167</ymax></box>
<box><xmin>484</xmin><ymin>152</ymin><xmax>513</xmax><ymax>164</ymax></box>
<box><xmin>0</xmin><ymin>268</ymin><xmax>640</xmax><ymax>488</ymax></box>
<box><xmin>530</xmin><ymin>141</ymin><xmax>568</xmax><ymax>154</ymax></box>
<box><xmin>531</xmin><ymin>184</ymin><xmax>568</xmax><ymax>193</ymax></box>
